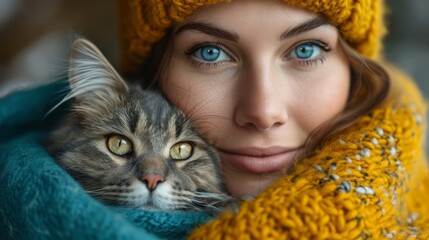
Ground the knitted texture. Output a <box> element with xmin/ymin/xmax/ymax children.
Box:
<box><xmin>0</xmin><ymin>81</ymin><xmax>213</xmax><ymax>240</ymax></box>
<box><xmin>0</xmin><ymin>72</ymin><xmax>427</xmax><ymax>239</ymax></box>
<box><xmin>187</xmin><ymin>66</ymin><xmax>429</xmax><ymax>239</ymax></box>
<box><xmin>117</xmin><ymin>0</ymin><xmax>386</xmax><ymax>76</ymax></box>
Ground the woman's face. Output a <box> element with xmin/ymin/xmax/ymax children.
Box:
<box><xmin>160</xmin><ymin>0</ymin><xmax>350</xmax><ymax>198</ymax></box>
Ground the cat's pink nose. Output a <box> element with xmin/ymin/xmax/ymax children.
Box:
<box><xmin>141</xmin><ymin>174</ymin><xmax>164</xmax><ymax>191</ymax></box>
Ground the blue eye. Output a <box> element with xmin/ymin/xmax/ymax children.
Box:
<box><xmin>192</xmin><ymin>45</ymin><xmax>231</xmax><ymax>62</ymax></box>
<box><xmin>291</xmin><ymin>43</ymin><xmax>322</xmax><ymax>60</ymax></box>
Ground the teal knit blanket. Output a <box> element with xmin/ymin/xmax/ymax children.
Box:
<box><xmin>0</xmin><ymin>81</ymin><xmax>213</xmax><ymax>240</ymax></box>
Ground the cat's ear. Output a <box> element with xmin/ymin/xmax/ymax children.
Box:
<box><xmin>68</xmin><ymin>39</ymin><xmax>128</xmax><ymax>101</ymax></box>
<box><xmin>46</xmin><ymin>39</ymin><xmax>129</xmax><ymax>117</ymax></box>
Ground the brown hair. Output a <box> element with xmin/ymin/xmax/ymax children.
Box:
<box><xmin>139</xmin><ymin>28</ymin><xmax>174</xmax><ymax>89</ymax></box>
<box><xmin>139</xmin><ymin>28</ymin><xmax>390</xmax><ymax>161</ymax></box>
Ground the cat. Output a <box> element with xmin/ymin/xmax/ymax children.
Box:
<box><xmin>47</xmin><ymin>39</ymin><xmax>230</xmax><ymax>211</ymax></box>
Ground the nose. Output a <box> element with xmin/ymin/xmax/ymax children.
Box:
<box><xmin>234</xmin><ymin>63</ymin><xmax>288</xmax><ymax>130</ymax></box>
<box><xmin>141</xmin><ymin>174</ymin><xmax>165</xmax><ymax>191</ymax></box>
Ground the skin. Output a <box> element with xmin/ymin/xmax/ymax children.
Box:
<box><xmin>160</xmin><ymin>0</ymin><xmax>350</xmax><ymax>198</ymax></box>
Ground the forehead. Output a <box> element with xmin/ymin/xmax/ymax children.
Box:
<box><xmin>175</xmin><ymin>0</ymin><xmax>339</xmax><ymax>46</ymax></box>
<box><xmin>183</xmin><ymin>0</ymin><xmax>317</xmax><ymax>30</ymax></box>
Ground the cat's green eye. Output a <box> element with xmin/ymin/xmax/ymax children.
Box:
<box><xmin>107</xmin><ymin>134</ymin><xmax>133</xmax><ymax>156</ymax></box>
<box><xmin>170</xmin><ymin>142</ymin><xmax>193</xmax><ymax>160</ymax></box>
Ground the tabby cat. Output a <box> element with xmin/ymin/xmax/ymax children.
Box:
<box><xmin>47</xmin><ymin>39</ymin><xmax>229</xmax><ymax>211</ymax></box>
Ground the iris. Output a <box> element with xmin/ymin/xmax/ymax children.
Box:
<box><xmin>294</xmin><ymin>43</ymin><xmax>316</xmax><ymax>59</ymax></box>
<box><xmin>198</xmin><ymin>46</ymin><xmax>221</xmax><ymax>61</ymax></box>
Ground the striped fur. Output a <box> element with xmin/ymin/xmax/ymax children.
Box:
<box><xmin>47</xmin><ymin>39</ymin><xmax>229</xmax><ymax>211</ymax></box>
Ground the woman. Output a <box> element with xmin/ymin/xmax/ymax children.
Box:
<box><xmin>0</xmin><ymin>0</ymin><xmax>427</xmax><ymax>239</ymax></box>
<box><xmin>123</xmin><ymin>0</ymin><xmax>382</xmax><ymax>199</ymax></box>
<box><xmin>119</xmin><ymin>0</ymin><xmax>429</xmax><ymax>238</ymax></box>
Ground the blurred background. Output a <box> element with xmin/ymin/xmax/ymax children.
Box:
<box><xmin>0</xmin><ymin>0</ymin><xmax>428</xmax><ymax>153</ymax></box>
<box><xmin>0</xmin><ymin>0</ymin><xmax>118</xmax><ymax>96</ymax></box>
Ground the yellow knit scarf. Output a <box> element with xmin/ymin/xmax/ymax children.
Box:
<box><xmin>188</xmin><ymin>66</ymin><xmax>429</xmax><ymax>239</ymax></box>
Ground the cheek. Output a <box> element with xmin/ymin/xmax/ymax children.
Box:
<box><xmin>160</xmin><ymin>54</ymin><xmax>235</xmax><ymax>120</ymax></box>
<box><xmin>291</xmin><ymin>65</ymin><xmax>350</xmax><ymax>133</ymax></box>
<box><xmin>160</xmin><ymin>66</ymin><xmax>231</xmax><ymax>139</ymax></box>
<box><xmin>161</xmin><ymin>76</ymin><xmax>223</xmax><ymax>116</ymax></box>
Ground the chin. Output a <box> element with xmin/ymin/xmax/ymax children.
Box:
<box><xmin>225</xmin><ymin>172</ymin><xmax>282</xmax><ymax>199</ymax></box>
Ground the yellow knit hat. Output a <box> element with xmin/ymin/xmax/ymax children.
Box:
<box><xmin>117</xmin><ymin>0</ymin><xmax>386</xmax><ymax>77</ymax></box>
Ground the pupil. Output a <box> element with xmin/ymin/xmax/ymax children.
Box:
<box><xmin>202</xmin><ymin>47</ymin><xmax>220</xmax><ymax>61</ymax></box>
<box><xmin>296</xmin><ymin>44</ymin><xmax>313</xmax><ymax>59</ymax></box>
<box><xmin>118</xmin><ymin>139</ymin><xmax>126</xmax><ymax>147</ymax></box>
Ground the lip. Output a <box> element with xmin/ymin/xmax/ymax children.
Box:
<box><xmin>218</xmin><ymin>146</ymin><xmax>301</xmax><ymax>174</ymax></box>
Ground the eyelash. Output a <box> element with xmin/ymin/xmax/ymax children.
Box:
<box><xmin>287</xmin><ymin>40</ymin><xmax>331</xmax><ymax>67</ymax></box>
<box><xmin>183</xmin><ymin>40</ymin><xmax>332</xmax><ymax>69</ymax></box>
<box><xmin>184</xmin><ymin>41</ymin><xmax>231</xmax><ymax>69</ymax></box>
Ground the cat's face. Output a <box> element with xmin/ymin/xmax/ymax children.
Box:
<box><xmin>49</xmin><ymin>39</ymin><xmax>228</xmax><ymax>210</ymax></box>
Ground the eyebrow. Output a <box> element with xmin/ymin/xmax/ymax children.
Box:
<box><xmin>174</xmin><ymin>22</ymin><xmax>240</xmax><ymax>42</ymax></box>
<box><xmin>174</xmin><ymin>17</ymin><xmax>330</xmax><ymax>42</ymax></box>
<box><xmin>280</xmin><ymin>17</ymin><xmax>330</xmax><ymax>40</ymax></box>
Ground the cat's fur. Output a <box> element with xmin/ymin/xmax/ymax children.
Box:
<box><xmin>47</xmin><ymin>39</ymin><xmax>230</xmax><ymax>211</ymax></box>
